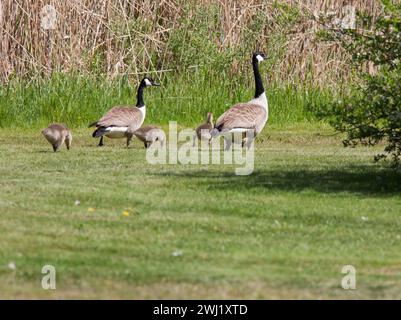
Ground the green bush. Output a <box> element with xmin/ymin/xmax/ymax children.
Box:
<box><xmin>313</xmin><ymin>1</ymin><xmax>401</xmax><ymax>166</ymax></box>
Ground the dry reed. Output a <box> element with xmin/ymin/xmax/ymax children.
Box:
<box><xmin>0</xmin><ymin>0</ymin><xmax>385</xmax><ymax>86</ymax></box>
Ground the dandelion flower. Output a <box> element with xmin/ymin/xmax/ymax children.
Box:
<box><xmin>122</xmin><ymin>211</ymin><xmax>130</xmax><ymax>217</ymax></box>
<box><xmin>87</xmin><ymin>207</ymin><xmax>95</xmax><ymax>213</ymax></box>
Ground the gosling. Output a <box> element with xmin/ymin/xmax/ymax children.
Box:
<box><xmin>193</xmin><ymin>112</ymin><xmax>213</xmax><ymax>146</ymax></box>
<box><xmin>41</xmin><ymin>124</ymin><xmax>72</xmax><ymax>152</ymax></box>
<box><xmin>130</xmin><ymin>125</ymin><xmax>166</xmax><ymax>148</ymax></box>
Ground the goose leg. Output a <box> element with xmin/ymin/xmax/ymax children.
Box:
<box><xmin>59</xmin><ymin>136</ymin><xmax>66</xmax><ymax>151</ymax></box>
<box><xmin>245</xmin><ymin>130</ymin><xmax>255</xmax><ymax>149</ymax></box>
<box><xmin>126</xmin><ymin>135</ymin><xmax>133</xmax><ymax>148</ymax></box>
<box><xmin>244</xmin><ymin>137</ymin><xmax>254</xmax><ymax>150</ymax></box>
<box><xmin>224</xmin><ymin>137</ymin><xmax>232</xmax><ymax>151</ymax></box>
<box><xmin>192</xmin><ymin>133</ymin><xmax>197</xmax><ymax>147</ymax></box>
<box><xmin>65</xmin><ymin>137</ymin><xmax>71</xmax><ymax>150</ymax></box>
<box><xmin>98</xmin><ymin>136</ymin><xmax>104</xmax><ymax>147</ymax></box>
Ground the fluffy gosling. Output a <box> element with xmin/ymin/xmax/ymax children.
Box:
<box><xmin>193</xmin><ymin>112</ymin><xmax>213</xmax><ymax>146</ymax></box>
<box><xmin>130</xmin><ymin>125</ymin><xmax>166</xmax><ymax>148</ymax></box>
<box><xmin>41</xmin><ymin>124</ymin><xmax>72</xmax><ymax>152</ymax></box>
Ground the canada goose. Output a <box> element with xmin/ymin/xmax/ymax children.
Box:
<box><xmin>41</xmin><ymin>123</ymin><xmax>72</xmax><ymax>152</ymax></box>
<box><xmin>89</xmin><ymin>76</ymin><xmax>160</xmax><ymax>147</ymax></box>
<box><xmin>130</xmin><ymin>125</ymin><xmax>166</xmax><ymax>148</ymax></box>
<box><xmin>211</xmin><ymin>52</ymin><xmax>268</xmax><ymax>150</ymax></box>
<box><xmin>193</xmin><ymin>112</ymin><xmax>213</xmax><ymax>146</ymax></box>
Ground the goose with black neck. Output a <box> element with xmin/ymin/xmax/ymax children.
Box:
<box><xmin>211</xmin><ymin>52</ymin><xmax>268</xmax><ymax>150</ymax></box>
<box><xmin>89</xmin><ymin>76</ymin><xmax>160</xmax><ymax>147</ymax></box>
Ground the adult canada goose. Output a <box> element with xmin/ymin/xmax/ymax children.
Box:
<box><xmin>193</xmin><ymin>112</ymin><xmax>213</xmax><ymax>146</ymax></box>
<box><xmin>42</xmin><ymin>123</ymin><xmax>72</xmax><ymax>152</ymax></box>
<box><xmin>211</xmin><ymin>52</ymin><xmax>268</xmax><ymax>150</ymax></box>
<box><xmin>130</xmin><ymin>125</ymin><xmax>166</xmax><ymax>148</ymax></box>
<box><xmin>89</xmin><ymin>76</ymin><xmax>160</xmax><ymax>147</ymax></box>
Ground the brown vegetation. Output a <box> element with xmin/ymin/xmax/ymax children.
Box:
<box><xmin>0</xmin><ymin>0</ymin><xmax>383</xmax><ymax>85</ymax></box>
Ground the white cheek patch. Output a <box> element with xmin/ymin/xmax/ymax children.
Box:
<box><xmin>144</xmin><ymin>78</ymin><xmax>152</xmax><ymax>86</ymax></box>
<box><xmin>256</xmin><ymin>54</ymin><xmax>264</xmax><ymax>62</ymax></box>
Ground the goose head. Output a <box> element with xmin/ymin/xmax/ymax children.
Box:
<box><xmin>253</xmin><ymin>52</ymin><xmax>266</xmax><ymax>63</ymax></box>
<box><xmin>142</xmin><ymin>76</ymin><xmax>160</xmax><ymax>87</ymax></box>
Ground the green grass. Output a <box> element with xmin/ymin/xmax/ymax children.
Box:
<box><xmin>0</xmin><ymin>124</ymin><xmax>400</xmax><ymax>299</ymax></box>
<box><xmin>0</xmin><ymin>72</ymin><xmax>331</xmax><ymax>129</ymax></box>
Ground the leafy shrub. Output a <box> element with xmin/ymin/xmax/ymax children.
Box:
<box><xmin>313</xmin><ymin>1</ymin><xmax>401</xmax><ymax>167</ymax></box>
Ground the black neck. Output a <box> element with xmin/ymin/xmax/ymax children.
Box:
<box><xmin>136</xmin><ymin>82</ymin><xmax>146</xmax><ymax>107</ymax></box>
<box><xmin>252</xmin><ymin>59</ymin><xmax>264</xmax><ymax>99</ymax></box>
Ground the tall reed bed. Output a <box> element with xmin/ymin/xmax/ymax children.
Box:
<box><xmin>0</xmin><ymin>1</ymin><xmax>383</xmax><ymax>127</ymax></box>
<box><xmin>0</xmin><ymin>0</ymin><xmax>383</xmax><ymax>85</ymax></box>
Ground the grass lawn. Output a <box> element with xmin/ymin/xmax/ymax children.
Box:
<box><xmin>0</xmin><ymin>123</ymin><xmax>400</xmax><ymax>299</ymax></box>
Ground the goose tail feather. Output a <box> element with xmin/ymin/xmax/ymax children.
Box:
<box><xmin>92</xmin><ymin>128</ymin><xmax>108</xmax><ymax>138</ymax></box>
<box><xmin>88</xmin><ymin>121</ymin><xmax>98</xmax><ymax>128</ymax></box>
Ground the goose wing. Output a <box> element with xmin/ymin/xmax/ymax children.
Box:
<box><xmin>96</xmin><ymin>106</ymin><xmax>143</xmax><ymax>128</ymax></box>
<box><xmin>215</xmin><ymin>103</ymin><xmax>267</xmax><ymax>132</ymax></box>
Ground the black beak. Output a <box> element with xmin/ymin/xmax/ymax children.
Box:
<box><xmin>152</xmin><ymin>82</ymin><xmax>160</xmax><ymax>87</ymax></box>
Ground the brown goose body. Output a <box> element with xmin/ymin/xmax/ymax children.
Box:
<box><xmin>91</xmin><ymin>106</ymin><xmax>145</xmax><ymax>140</ymax></box>
<box><xmin>131</xmin><ymin>125</ymin><xmax>166</xmax><ymax>148</ymax></box>
<box><xmin>42</xmin><ymin>123</ymin><xmax>72</xmax><ymax>152</ymax></box>
<box><xmin>214</xmin><ymin>102</ymin><xmax>267</xmax><ymax>137</ymax></box>
<box><xmin>89</xmin><ymin>77</ymin><xmax>159</xmax><ymax>147</ymax></box>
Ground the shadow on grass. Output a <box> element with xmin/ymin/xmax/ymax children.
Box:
<box><xmin>153</xmin><ymin>165</ymin><xmax>401</xmax><ymax>196</ymax></box>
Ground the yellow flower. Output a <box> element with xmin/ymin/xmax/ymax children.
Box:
<box><xmin>122</xmin><ymin>211</ymin><xmax>130</xmax><ymax>217</ymax></box>
<box><xmin>87</xmin><ymin>207</ymin><xmax>95</xmax><ymax>213</ymax></box>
